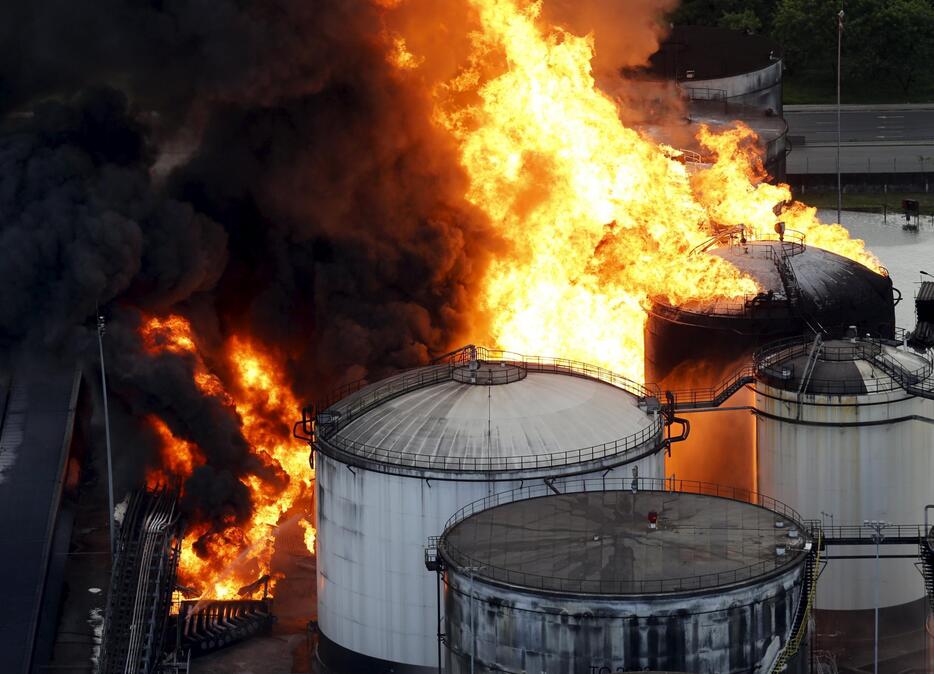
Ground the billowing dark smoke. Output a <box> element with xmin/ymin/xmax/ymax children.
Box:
<box><xmin>0</xmin><ymin>1</ymin><xmax>491</xmax><ymax>536</ymax></box>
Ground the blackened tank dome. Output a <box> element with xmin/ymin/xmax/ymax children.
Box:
<box><xmin>650</xmin><ymin>239</ymin><xmax>895</xmax><ymax>339</ymax></box>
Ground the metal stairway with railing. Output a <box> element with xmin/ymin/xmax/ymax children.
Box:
<box><xmin>770</xmin><ymin>530</ymin><xmax>821</xmax><ymax>672</ymax></box>
<box><xmin>668</xmin><ymin>367</ymin><xmax>756</xmax><ymax>410</ymax></box>
<box><xmin>920</xmin><ymin>527</ymin><xmax>934</xmax><ymax>615</ymax></box>
<box><xmin>868</xmin><ymin>347</ymin><xmax>934</xmax><ymax>400</ymax></box>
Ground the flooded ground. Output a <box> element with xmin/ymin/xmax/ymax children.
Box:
<box><xmin>819</xmin><ymin>209</ymin><xmax>934</xmax><ymax>329</ymax></box>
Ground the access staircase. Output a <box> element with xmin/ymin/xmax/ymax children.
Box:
<box><xmin>770</xmin><ymin>531</ymin><xmax>821</xmax><ymax>672</ymax></box>
<box><xmin>920</xmin><ymin>531</ymin><xmax>934</xmax><ymax>615</ymax></box>
<box><xmin>869</xmin><ymin>348</ymin><xmax>934</xmax><ymax>399</ymax></box>
<box><xmin>669</xmin><ymin>367</ymin><xmax>756</xmax><ymax>410</ymax></box>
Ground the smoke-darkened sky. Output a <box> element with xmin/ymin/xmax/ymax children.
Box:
<box><xmin>0</xmin><ymin>0</ymin><xmax>673</xmax><ymax>539</ymax></box>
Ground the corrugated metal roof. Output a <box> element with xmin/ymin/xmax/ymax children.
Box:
<box><xmin>0</xmin><ymin>357</ymin><xmax>81</xmax><ymax>674</ymax></box>
<box><xmin>917</xmin><ymin>281</ymin><xmax>934</xmax><ymax>304</ymax></box>
<box><xmin>335</xmin><ymin>372</ymin><xmax>652</xmax><ymax>462</ymax></box>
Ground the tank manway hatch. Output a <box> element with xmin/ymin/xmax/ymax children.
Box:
<box><xmin>451</xmin><ymin>358</ymin><xmax>527</xmax><ymax>385</ymax></box>
<box><xmin>435</xmin><ymin>477</ymin><xmax>815</xmax><ymax>674</ymax></box>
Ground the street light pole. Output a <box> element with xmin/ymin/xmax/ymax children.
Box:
<box><xmin>97</xmin><ymin>313</ymin><xmax>116</xmax><ymax>562</ymax></box>
<box><xmin>836</xmin><ymin>9</ymin><xmax>845</xmax><ymax>224</ymax></box>
<box><xmin>864</xmin><ymin>519</ymin><xmax>887</xmax><ymax>674</ymax></box>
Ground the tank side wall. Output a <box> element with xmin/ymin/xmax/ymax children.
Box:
<box><xmin>681</xmin><ymin>61</ymin><xmax>783</xmax><ymax>111</ymax></box>
<box><xmin>444</xmin><ymin>562</ymin><xmax>806</xmax><ymax>674</ymax></box>
<box><xmin>645</xmin><ymin>312</ymin><xmax>761</xmax><ymax>492</ymax></box>
<box><xmin>316</xmin><ymin>450</ymin><xmax>664</xmax><ymax>667</ymax></box>
<box><xmin>755</xmin><ymin>385</ymin><xmax>934</xmax><ymax>609</ymax></box>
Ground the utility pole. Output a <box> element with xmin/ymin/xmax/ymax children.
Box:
<box><xmin>836</xmin><ymin>9</ymin><xmax>845</xmax><ymax>224</ymax></box>
<box><xmin>864</xmin><ymin>519</ymin><xmax>887</xmax><ymax>674</ymax></box>
<box><xmin>97</xmin><ymin>313</ymin><xmax>116</xmax><ymax>562</ymax></box>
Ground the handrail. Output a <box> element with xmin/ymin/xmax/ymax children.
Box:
<box><xmin>754</xmin><ymin>331</ymin><xmax>934</xmax><ymax>397</ymax></box>
<box><xmin>437</xmin><ymin>477</ymin><xmax>808</xmax><ymax>596</ymax></box>
<box><xmin>818</xmin><ymin>523</ymin><xmax>927</xmax><ymax>543</ymax></box>
<box><xmin>664</xmin><ymin>331</ymin><xmax>934</xmax><ymax>412</ymax></box>
<box><xmin>770</xmin><ymin>531</ymin><xmax>821</xmax><ymax>672</ymax></box>
<box><xmin>668</xmin><ymin>367</ymin><xmax>756</xmax><ymax>410</ymax></box>
<box><xmin>689</xmin><ymin>230</ymin><xmax>806</xmax><ymax>258</ymax></box>
<box><xmin>306</xmin><ymin>346</ymin><xmax>665</xmax><ymax>473</ymax></box>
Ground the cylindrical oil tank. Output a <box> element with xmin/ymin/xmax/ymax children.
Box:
<box><xmin>754</xmin><ymin>334</ymin><xmax>934</xmax><ymax>658</ymax></box>
<box><xmin>646</xmin><ymin>234</ymin><xmax>895</xmax><ymax>493</ymax></box>
<box><xmin>436</xmin><ymin>477</ymin><xmax>814</xmax><ymax>674</ymax></box>
<box><xmin>309</xmin><ymin>346</ymin><xmax>680</xmax><ymax>673</ymax></box>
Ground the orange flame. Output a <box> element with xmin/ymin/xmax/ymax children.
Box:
<box><xmin>141</xmin><ymin>315</ymin><xmax>314</xmax><ymax>599</ymax></box>
<box><xmin>145</xmin><ymin>416</ymin><xmax>203</xmax><ymax>489</ymax></box>
<box><xmin>388</xmin><ymin>0</ymin><xmax>877</xmax><ymax>381</ymax></box>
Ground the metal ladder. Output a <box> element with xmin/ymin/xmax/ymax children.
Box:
<box><xmin>795</xmin><ymin>333</ymin><xmax>823</xmax><ymax>419</ymax></box>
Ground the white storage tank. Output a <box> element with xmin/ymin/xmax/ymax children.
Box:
<box><xmin>305</xmin><ymin>346</ymin><xmax>683</xmax><ymax>672</ymax></box>
<box><xmin>754</xmin><ymin>333</ymin><xmax>934</xmax><ymax>646</ymax></box>
<box><xmin>434</xmin><ymin>477</ymin><xmax>815</xmax><ymax>674</ymax></box>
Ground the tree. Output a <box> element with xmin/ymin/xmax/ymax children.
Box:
<box><xmin>719</xmin><ymin>8</ymin><xmax>763</xmax><ymax>33</ymax></box>
<box><xmin>847</xmin><ymin>0</ymin><xmax>934</xmax><ymax>95</ymax></box>
<box><xmin>772</xmin><ymin>0</ymin><xmax>841</xmax><ymax>76</ymax></box>
<box><xmin>672</xmin><ymin>0</ymin><xmax>776</xmax><ymax>29</ymax></box>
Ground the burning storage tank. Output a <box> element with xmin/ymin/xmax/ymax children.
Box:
<box><xmin>754</xmin><ymin>333</ymin><xmax>934</xmax><ymax>636</ymax></box>
<box><xmin>646</xmin><ymin>229</ymin><xmax>895</xmax><ymax>491</ymax></box>
<box><xmin>433</xmin><ymin>478</ymin><xmax>816</xmax><ymax>674</ymax></box>
<box><xmin>301</xmin><ymin>346</ymin><xmax>685</xmax><ymax>673</ymax></box>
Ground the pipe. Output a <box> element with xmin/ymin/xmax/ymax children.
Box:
<box><xmin>97</xmin><ymin>314</ymin><xmax>115</xmax><ymax>563</ymax></box>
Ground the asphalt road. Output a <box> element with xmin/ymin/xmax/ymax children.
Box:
<box><xmin>784</xmin><ymin>105</ymin><xmax>934</xmax><ymax>174</ymax></box>
<box><xmin>786</xmin><ymin>106</ymin><xmax>934</xmax><ymax>144</ymax></box>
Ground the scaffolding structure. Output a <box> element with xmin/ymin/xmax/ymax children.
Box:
<box><xmin>98</xmin><ymin>489</ymin><xmax>182</xmax><ymax>674</ymax></box>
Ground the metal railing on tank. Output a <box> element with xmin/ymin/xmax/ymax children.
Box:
<box><xmin>317</xmin><ymin>411</ymin><xmax>663</xmax><ymax>473</ymax></box>
<box><xmin>753</xmin><ymin>330</ymin><xmax>934</xmax><ymax>396</ymax></box>
<box><xmin>436</xmin><ymin>477</ymin><xmax>808</xmax><ymax>595</ymax></box>
<box><xmin>297</xmin><ymin>346</ymin><xmax>664</xmax><ymax>473</ymax></box>
<box><xmin>689</xmin><ymin>227</ymin><xmax>805</xmax><ymax>258</ymax></box>
<box><xmin>666</xmin><ymin>367</ymin><xmax>756</xmax><ymax>409</ymax></box>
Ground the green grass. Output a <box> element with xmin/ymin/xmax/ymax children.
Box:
<box><xmin>792</xmin><ymin>189</ymin><xmax>934</xmax><ymax>216</ymax></box>
<box><xmin>784</xmin><ymin>72</ymin><xmax>934</xmax><ymax>105</ymax></box>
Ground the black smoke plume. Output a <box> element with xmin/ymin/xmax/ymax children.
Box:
<box><xmin>0</xmin><ymin>1</ymin><xmax>491</xmax><ymax>539</ymax></box>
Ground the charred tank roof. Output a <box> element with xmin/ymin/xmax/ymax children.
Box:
<box><xmin>650</xmin><ymin>239</ymin><xmax>895</xmax><ymax>339</ymax></box>
<box><xmin>439</xmin><ymin>480</ymin><xmax>808</xmax><ymax>596</ymax></box>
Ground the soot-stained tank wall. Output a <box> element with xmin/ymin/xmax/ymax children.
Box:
<box><xmin>442</xmin><ymin>566</ymin><xmax>808</xmax><ymax>674</ymax></box>
<box><xmin>647</xmin><ymin>242</ymin><xmax>895</xmax><ymax>384</ymax></box>
<box><xmin>313</xmin><ymin>356</ymin><xmax>666</xmax><ymax>672</ymax></box>
<box><xmin>646</xmin><ymin>242</ymin><xmax>894</xmax><ymax>491</ymax></box>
